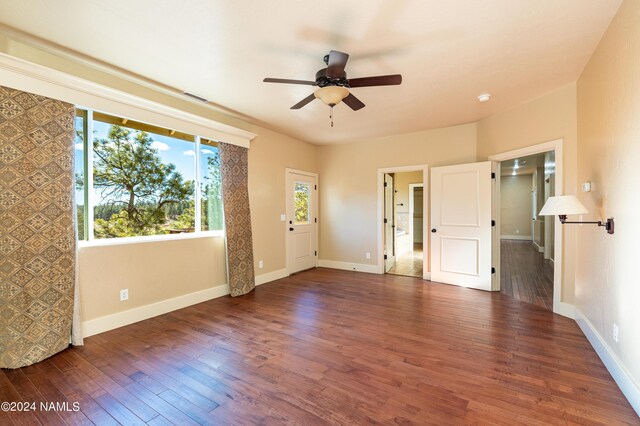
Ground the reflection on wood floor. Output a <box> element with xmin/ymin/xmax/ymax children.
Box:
<box><xmin>500</xmin><ymin>239</ymin><xmax>554</xmax><ymax>311</ymax></box>
<box><xmin>387</xmin><ymin>243</ymin><xmax>423</xmax><ymax>278</ymax></box>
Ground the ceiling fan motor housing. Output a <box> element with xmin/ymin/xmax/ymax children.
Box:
<box><xmin>315</xmin><ymin>68</ymin><xmax>349</xmax><ymax>88</ymax></box>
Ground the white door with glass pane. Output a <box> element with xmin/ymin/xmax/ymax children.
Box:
<box><xmin>286</xmin><ymin>170</ymin><xmax>318</xmax><ymax>274</ymax></box>
<box><xmin>430</xmin><ymin>161</ymin><xmax>492</xmax><ymax>291</ymax></box>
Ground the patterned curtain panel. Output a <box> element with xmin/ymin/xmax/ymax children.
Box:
<box><xmin>0</xmin><ymin>86</ymin><xmax>78</xmax><ymax>368</ymax></box>
<box><xmin>219</xmin><ymin>142</ymin><xmax>255</xmax><ymax>297</ymax></box>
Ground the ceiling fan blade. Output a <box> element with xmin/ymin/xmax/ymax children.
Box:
<box><xmin>342</xmin><ymin>93</ymin><xmax>365</xmax><ymax>111</ymax></box>
<box><xmin>290</xmin><ymin>93</ymin><xmax>317</xmax><ymax>109</ymax></box>
<box><xmin>326</xmin><ymin>50</ymin><xmax>349</xmax><ymax>78</ymax></box>
<box><xmin>264</xmin><ymin>78</ymin><xmax>316</xmax><ymax>86</ymax></box>
<box><xmin>348</xmin><ymin>74</ymin><xmax>402</xmax><ymax>88</ymax></box>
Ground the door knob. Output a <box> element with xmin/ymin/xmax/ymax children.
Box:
<box><xmin>289</xmin><ymin>227</ymin><xmax>294</xmax><ymax>231</ymax></box>
<box><xmin>431</xmin><ymin>228</ymin><xmax>437</xmax><ymax>233</ymax></box>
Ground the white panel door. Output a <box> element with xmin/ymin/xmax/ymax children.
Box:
<box><xmin>286</xmin><ymin>171</ymin><xmax>317</xmax><ymax>274</ymax></box>
<box><xmin>384</xmin><ymin>173</ymin><xmax>395</xmax><ymax>272</ymax></box>
<box><xmin>430</xmin><ymin>162</ymin><xmax>492</xmax><ymax>290</ymax></box>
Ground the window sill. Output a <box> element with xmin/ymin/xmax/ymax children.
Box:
<box><xmin>78</xmin><ymin>230</ymin><xmax>224</xmax><ymax>248</ymax></box>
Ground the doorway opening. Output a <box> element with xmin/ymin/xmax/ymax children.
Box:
<box><xmin>387</xmin><ymin>178</ymin><xmax>424</xmax><ymax>277</ymax></box>
<box><xmin>378</xmin><ymin>166</ymin><xmax>427</xmax><ymax>279</ymax></box>
<box><xmin>490</xmin><ymin>139</ymin><xmax>569</xmax><ymax>316</ymax></box>
<box><xmin>499</xmin><ymin>152</ymin><xmax>555</xmax><ymax>310</ymax></box>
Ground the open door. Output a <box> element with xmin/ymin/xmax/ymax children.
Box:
<box><xmin>430</xmin><ymin>161</ymin><xmax>493</xmax><ymax>291</ymax></box>
<box><xmin>384</xmin><ymin>173</ymin><xmax>395</xmax><ymax>272</ymax></box>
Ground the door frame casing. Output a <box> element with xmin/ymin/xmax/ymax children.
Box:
<box><xmin>384</xmin><ymin>173</ymin><xmax>396</xmax><ymax>271</ymax></box>
<box><xmin>377</xmin><ymin>165</ymin><xmax>429</xmax><ymax>279</ymax></box>
<box><xmin>285</xmin><ymin>168</ymin><xmax>319</xmax><ymax>275</ymax></box>
<box><xmin>488</xmin><ymin>139</ymin><xmax>572</xmax><ymax>318</ymax></box>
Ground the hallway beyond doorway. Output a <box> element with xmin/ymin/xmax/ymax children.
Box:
<box><xmin>500</xmin><ymin>239</ymin><xmax>553</xmax><ymax>310</ymax></box>
<box><xmin>388</xmin><ymin>243</ymin><xmax>423</xmax><ymax>278</ymax></box>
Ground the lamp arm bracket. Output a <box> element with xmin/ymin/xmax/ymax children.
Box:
<box><xmin>558</xmin><ymin>215</ymin><xmax>614</xmax><ymax>234</ymax></box>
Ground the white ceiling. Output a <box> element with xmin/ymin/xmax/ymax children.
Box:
<box><xmin>0</xmin><ymin>0</ymin><xmax>622</xmax><ymax>145</ymax></box>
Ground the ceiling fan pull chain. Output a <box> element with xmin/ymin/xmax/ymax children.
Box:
<box><xmin>330</xmin><ymin>106</ymin><xmax>334</xmax><ymax>127</ymax></box>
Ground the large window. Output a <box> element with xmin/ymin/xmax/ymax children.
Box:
<box><xmin>76</xmin><ymin>109</ymin><xmax>224</xmax><ymax>241</ymax></box>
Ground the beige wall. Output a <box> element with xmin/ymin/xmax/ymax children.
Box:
<box><xmin>78</xmin><ymin>237</ymin><xmax>227</xmax><ymax>321</ymax></box>
<box><xmin>500</xmin><ymin>174</ymin><xmax>532</xmax><ymax>238</ymax></box>
<box><xmin>394</xmin><ymin>171</ymin><xmax>424</xmax><ymax>216</ymax></box>
<box><xmin>477</xmin><ymin>84</ymin><xmax>578</xmax><ymax>303</ymax></box>
<box><xmin>248</xmin><ymin>126</ymin><xmax>318</xmax><ymax>274</ymax></box>
<box><xmin>576</xmin><ymin>0</ymin><xmax>640</xmax><ymax>388</ymax></box>
<box><xmin>0</xmin><ymin>34</ymin><xmax>317</xmax><ymax>322</ymax></box>
<box><xmin>318</xmin><ymin>124</ymin><xmax>477</xmax><ymax>267</ymax></box>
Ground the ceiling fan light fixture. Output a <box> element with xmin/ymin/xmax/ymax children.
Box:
<box><xmin>314</xmin><ymin>86</ymin><xmax>350</xmax><ymax>106</ymax></box>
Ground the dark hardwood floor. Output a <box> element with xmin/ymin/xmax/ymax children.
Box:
<box><xmin>501</xmin><ymin>239</ymin><xmax>554</xmax><ymax>311</ymax></box>
<box><xmin>1</xmin><ymin>268</ymin><xmax>637</xmax><ymax>425</ymax></box>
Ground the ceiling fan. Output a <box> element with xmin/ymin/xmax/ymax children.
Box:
<box><xmin>263</xmin><ymin>50</ymin><xmax>402</xmax><ymax>116</ymax></box>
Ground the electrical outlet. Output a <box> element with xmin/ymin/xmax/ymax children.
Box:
<box><xmin>280</xmin><ymin>214</ymin><xmax>286</xmax><ymax>221</ymax></box>
<box><xmin>613</xmin><ymin>323</ymin><xmax>619</xmax><ymax>343</ymax></box>
<box><xmin>515</xmin><ymin>229</ymin><xmax>520</xmax><ymax>234</ymax></box>
<box><xmin>365</xmin><ymin>252</ymin><xmax>371</xmax><ymax>259</ymax></box>
<box><xmin>120</xmin><ymin>289</ymin><xmax>128</xmax><ymax>301</ymax></box>
<box><xmin>258</xmin><ymin>260</ymin><xmax>264</xmax><ymax>269</ymax></box>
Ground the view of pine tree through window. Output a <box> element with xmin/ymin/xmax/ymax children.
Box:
<box><xmin>294</xmin><ymin>182</ymin><xmax>310</xmax><ymax>225</ymax></box>
<box><xmin>74</xmin><ymin>110</ymin><xmax>87</xmax><ymax>240</ymax></box>
<box><xmin>200</xmin><ymin>138</ymin><xmax>223</xmax><ymax>231</ymax></box>
<box><xmin>74</xmin><ymin>109</ymin><xmax>224</xmax><ymax>240</ymax></box>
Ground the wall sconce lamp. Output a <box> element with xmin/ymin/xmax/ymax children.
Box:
<box><xmin>539</xmin><ymin>195</ymin><xmax>614</xmax><ymax>235</ymax></box>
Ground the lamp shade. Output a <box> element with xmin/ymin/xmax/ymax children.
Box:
<box><xmin>314</xmin><ymin>86</ymin><xmax>349</xmax><ymax>106</ymax></box>
<box><xmin>539</xmin><ymin>195</ymin><xmax>588</xmax><ymax>216</ymax></box>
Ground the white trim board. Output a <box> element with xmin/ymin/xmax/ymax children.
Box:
<box><xmin>318</xmin><ymin>260</ymin><xmax>378</xmax><ymax>274</ymax></box>
<box><xmin>0</xmin><ymin>52</ymin><xmax>256</xmax><ymax>147</ymax></box>
<box><xmin>255</xmin><ymin>268</ymin><xmax>288</xmax><ymax>285</ymax></box>
<box><xmin>82</xmin><ymin>268</ymin><xmax>288</xmax><ymax>338</ymax></box>
<box><xmin>575</xmin><ymin>309</ymin><xmax>640</xmax><ymax>416</ymax></box>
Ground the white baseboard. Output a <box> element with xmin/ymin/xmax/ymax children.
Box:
<box><xmin>553</xmin><ymin>301</ymin><xmax>575</xmax><ymax>319</ymax></box>
<box><xmin>532</xmin><ymin>241</ymin><xmax>544</xmax><ymax>252</ymax></box>
<box><xmin>423</xmin><ymin>272</ymin><xmax>431</xmax><ymax>280</ymax></box>
<box><xmin>82</xmin><ymin>284</ymin><xmax>228</xmax><ymax>337</ymax></box>
<box><xmin>318</xmin><ymin>260</ymin><xmax>378</xmax><ymax>274</ymax></box>
<box><xmin>575</xmin><ymin>309</ymin><xmax>640</xmax><ymax>416</ymax></box>
<box><xmin>500</xmin><ymin>235</ymin><xmax>532</xmax><ymax>241</ymax></box>
<box><xmin>82</xmin><ymin>268</ymin><xmax>288</xmax><ymax>338</ymax></box>
<box><xmin>255</xmin><ymin>268</ymin><xmax>288</xmax><ymax>285</ymax></box>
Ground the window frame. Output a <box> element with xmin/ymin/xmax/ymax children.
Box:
<box><xmin>76</xmin><ymin>107</ymin><xmax>224</xmax><ymax>246</ymax></box>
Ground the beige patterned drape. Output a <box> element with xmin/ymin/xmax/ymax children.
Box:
<box><xmin>219</xmin><ymin>142</ymin><xmax>255</xmax><ymax>297</ymax></box>
<box><xmin>0</xmin><ymin>86</ymin><xmax>78</xmax><ymax>368</ymax></box>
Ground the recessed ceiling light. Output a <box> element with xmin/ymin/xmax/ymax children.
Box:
<box><xmin>477</xmin><ymin>93</ymin><xmax>492</xmax><ymax>103</ymax></box>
